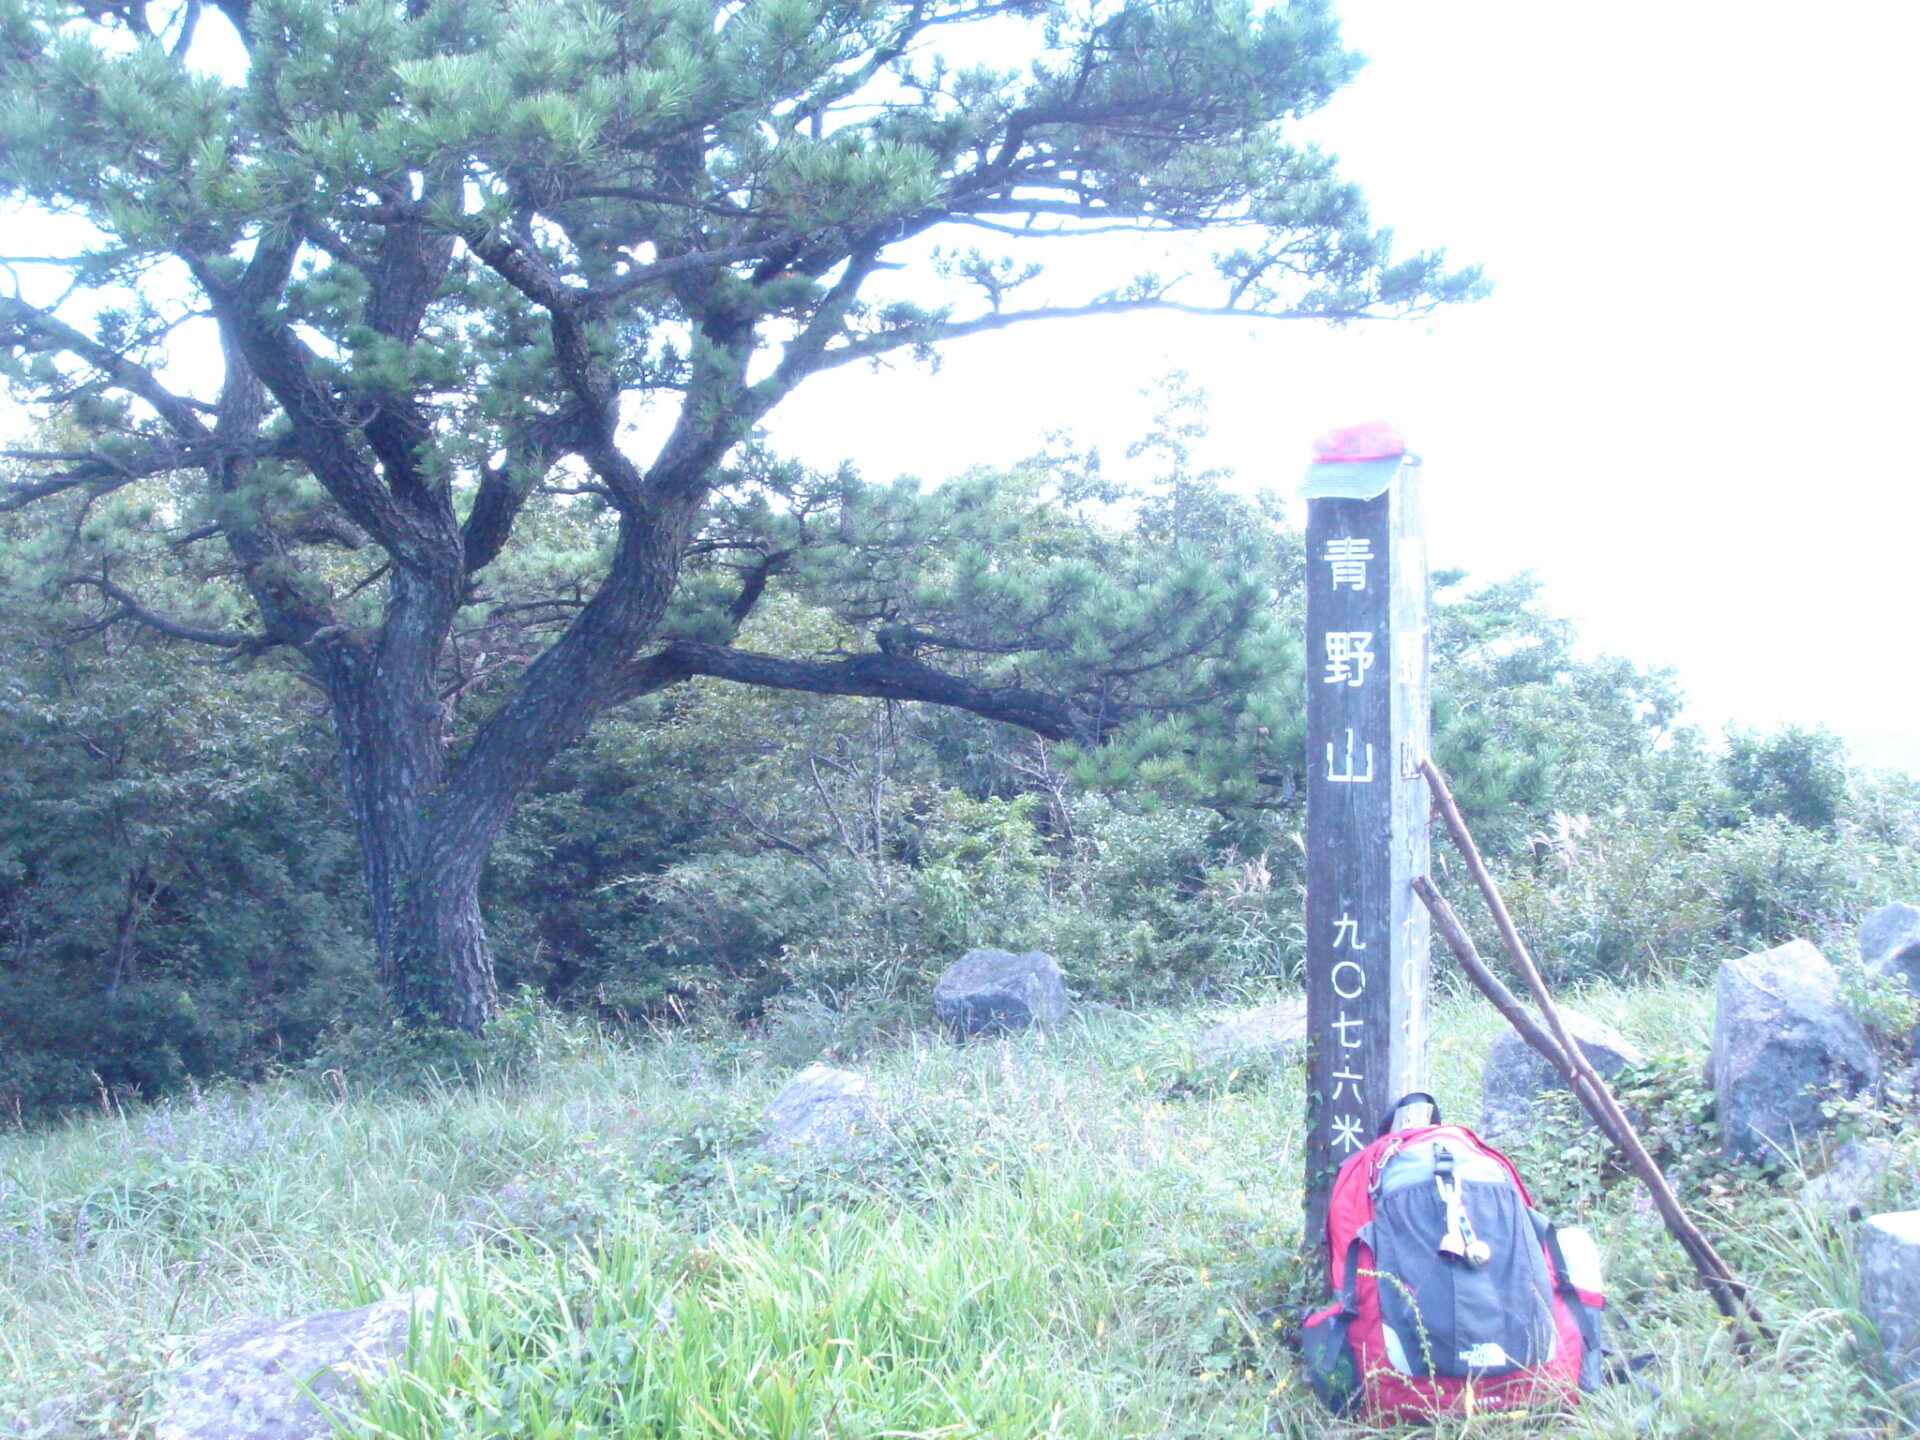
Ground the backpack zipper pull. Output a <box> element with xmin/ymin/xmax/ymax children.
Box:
<box><xmin>1432</xmin><ymin>1146</ymin><xmax>1492</xmax><ymax>1266</ymax></box>
<box><xmin>1435</xmin><ymin>1172</ymin><xmax>1468</xmax><ymax>1259</ymax></box>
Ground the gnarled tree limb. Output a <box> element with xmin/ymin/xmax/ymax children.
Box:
<box><xmin>64</xmin><ymin>574</ymin><xmax>270</xmax><ymax>652</ymax></box>
<box><xmin>611</xmin><ymin>640</ymin><xmax>1119</xmax><ymax>743</ymax></box>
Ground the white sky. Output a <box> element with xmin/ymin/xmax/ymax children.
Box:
<box><xmin>761</xmin><ymin>2</ymin><xmax>1920</xmax><ymax>771</ymax></box>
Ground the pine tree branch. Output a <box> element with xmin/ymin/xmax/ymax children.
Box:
<box><xmin>946</xmin><ymin>216</ymin><xmax>1179</xmax><ymax>238</ymax></box>
<box><xmin>169</xmin><ymin>0</ymin><xmax>203</xmax><ymax>58</ymax></box>
<box><xmin>610</xmin><ymin>641</ymin><xmax>1122</xmax><ymax>743</ymax></box>
<box><xmin>455</xmin><ymin>221</ymin><xmax>650</xmax><ymax>508</ymax></box>
<box><xmin>63</xmin><ymin>575</ymin><xmax>270</xmax><ymax>652</ymax></box>
<box><xmin>587</xmin><ymin>240</ymin><xmax>779</xmax><ymax>301</ymax></box>
<box><xmin>354</xmin><ymin>217</ymin><xmax>460</xmax><ymax>509</ymax></box>
<box><xmin>0</xmin><ymin>296</ymin><xmax>214</xmax><ymax>441</ymax></box>
<box><xmin>182</xmin><ymin>246</ymin><xmax>446</xmax><ymax>571</ymax></box>
<box><xmin>200</xmin><ymin>330</ymin><xmax>344</xmax><ymax>651</ymax></box>
<box><xmin>0</xmin><ymin>437</ymin><xmax>301</xmax><ymax>514</ymax></box>
<box><xmin>754</xmin><ymin>247</ymin><xmax>887</xmax><ymax>406</ymax></box>
<box><xmin>557</xmin><ymin>186</ymin><xmax>766</xmax><ymax>220</ymax></box>
<box><xmin>461</xmin><ymin>405</ymin><xmax>595</xmax><ymax>575</ymax></box>
<box><xmin>726</xmin><ymin>549</ymin><xmax>792</xmax><ymax>629</ymax></box>
<box><xmin>811</xmin><ymin>293</ymin><xmax>1359</xmax><ymax>372</ymax></box>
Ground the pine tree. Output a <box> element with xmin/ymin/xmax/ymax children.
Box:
<box><xmin>0</xmin><ymin>0</ymin><xmax>1479</xmax><ymax>1028</ymax></box>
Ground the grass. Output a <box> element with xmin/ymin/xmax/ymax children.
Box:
<box><xmin>0</xmin><ymin>982</ymin><xmax>1908</xmax><ymax>1438</ymax></box>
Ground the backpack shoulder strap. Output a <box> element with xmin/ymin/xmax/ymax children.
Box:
<box><xmin>1334</xmin><ymin>1233</ymin><xmax>1366</xmax><ymax>1316</ymax></box>
<box><xmin>1533</xmin><ymin>1211</ymin><xmax>1606</xmax><ymax>1389</ymax></box>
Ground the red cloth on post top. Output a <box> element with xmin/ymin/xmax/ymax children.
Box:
<box><xmin>1312</xmin><ymin>421</ymin><xmax>1405</xmax><ymax>463</ymax></box>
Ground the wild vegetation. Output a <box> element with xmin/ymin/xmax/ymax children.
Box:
<box><xmin>6</xmin><ymin>409</ymin><xmax>1919</xmax><ymax>1434</ymax></box>
<box><xmin>6</xmin><ymin>406</ymin><xmax>1916</xmax><ymax>1118</ymax></box>
<box><xmin>2</xmin><ymin>0</ymin><xmax>1916</xmax><ymax>1431</ymax></box>
<box><xmin>0</xmin><ymin>0</ymin><xmax>1481</xmax><ymax>1031</ymax></box>
<box><xmin>3</xmin><ymin>988</ymin><xmax>1912</xmax><ymax>1438</ymax></box>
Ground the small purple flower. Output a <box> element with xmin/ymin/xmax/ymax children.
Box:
<box><xmin>141</xmin><ymin>1102</ymin><xmax>182</xmax><ymax>1156</ymax></box>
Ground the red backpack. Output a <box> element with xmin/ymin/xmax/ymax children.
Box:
<box><xmin>1302</xmin><ymin>1093</ymin><xmax>1606</xmax><ymax>1423</ymax></box>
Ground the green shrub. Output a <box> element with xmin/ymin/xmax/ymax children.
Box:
<box><xmin>1486</xmin><ymin>798</ymin><xmax>1920</xmax><ymax>987</ymax></box>
<box><xmin>303</xmin><ymin>990</ymin><xmax>594</xmax><ymax>1097</ymax></box>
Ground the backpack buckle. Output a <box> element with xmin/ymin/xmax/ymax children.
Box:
<box><xmin>1367</xmin><ymin>1135</ymin><xmax>1406</xmax><ymax>1195</ymax></box>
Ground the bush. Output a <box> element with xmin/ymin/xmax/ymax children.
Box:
<box><xmin>0</xmin><ymin>617</ymin><xmax>373</xmax><ymax>1122</ymax></box>
<box><xmin>303</xmin><ymin>989</ymin><xmax>595</xmax><ymax>1097</ymax></box>
<box><xmin>1487</xmin><ymin>795</ymin><xmax>1920</xmax><ymax>987</ymax></box>
<box><xmin>618</xmin><ymin>789</ymin><xmax>1297</xmax><ymax>1024</ymax></box>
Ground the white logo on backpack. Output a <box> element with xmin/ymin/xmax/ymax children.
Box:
<box><xmin>1459</xmin><ymin>1342</ymin><xmax>1512</xmax><ymax>1369</ymax></box>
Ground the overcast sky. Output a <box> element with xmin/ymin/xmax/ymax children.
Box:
<box><xmin>9</xmin><ymin>3</ymin><xmax>1915</xmax><ymax>766</ymax></box>
<box><xmin>762</xmin><ymin>2</ymin><xmax>1920</xmax><ymax>771</ymax></box>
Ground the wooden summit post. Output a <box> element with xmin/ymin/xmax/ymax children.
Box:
<box><xmin>1301</xmin><ymin>422</ymin><xmax>1431</xmax><ymax>1245</ymax></box>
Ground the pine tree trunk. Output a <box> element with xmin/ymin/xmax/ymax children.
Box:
<box><xmin>388</xmin><ymin>855</ymin><xmax>498</xmax><ymax>1033</ymax></box>
<box><xmin>311</xmin><ymin>484</ymin><xmax>708</xmax><ymax>1033</ymax></box>
<box><xmin>317</xmin><ymin>571</ymin><xmax>504</xmax><ymax>1032</ymax></box>
<box><xmin>330</xmin><ymin>707</ymin><xmax>503</xmax><ymax>1031</ymax></box>
<box><xmin>332</xmin><ymin>684</ymin><xmax>501</xmax><ymax>1031</ymax></box>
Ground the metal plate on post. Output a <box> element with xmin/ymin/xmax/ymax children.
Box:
<box><xmin>1299</xmin><ymin>455</ymin><xmax>1407</xmax><ymax>500</ymax></box>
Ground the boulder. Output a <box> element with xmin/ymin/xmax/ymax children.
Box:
<box><xmin>1480</xmin><ymin>1007</ymin><xmax>1644</xmax><ymax>1146</ymax></box>
<box><xmin>155</xmin><ymin>1290</ymin><xmax>435</xmax><ymax>1440</ymax></box>
<box><xmin>1803</xmin><ymin>1137</ymin><xmax>1904</xmax><ymax>1218</ymax></box>
<box><xmin>764</xmin><ymin>1064</ymin><xmax>892</xmax><ymax>1155</ymax></box>
<box><xmin>1862</xmin><ymin>905</ymin><xmax>1920</xmax><ymax>1055</ymax></box>
<box><xmin>5</xmin><ymin>1394</ymin><xmax>78</xmax><ymax>1439</ymax></box>
<box><xmin>931</xmin><ymin>948</ymin><xmax>1067</xmax><ymax>1038</ymax></box>
<box><xmin>1194</xmin><ymin>996</ymin><xmax>1308</xmax><ymax>1068</ymax></box>
<box><xmin>1859</xmin><ymin>1211</ymin><xmax>1920</xmax><ymax>1392</ymax></box>
<box><xmin>1711</xmin><ymin>939</ymin><xmax>1879</xmax><ymax>1163</ymax></box>
<box><xmin>1861</xmin><ymin>902</ymin><xmax>1920</xmax><ymax>988</ymax></box>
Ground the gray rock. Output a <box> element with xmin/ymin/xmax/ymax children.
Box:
<box><xmin>1711</xmin><ymin>939</ymin><xmax>1880</xmax><ymax>1163</ymax></box>
<box><xmin>155</xmin><ymin>1289</ymin><xmax>435</xmax><ymax>1440</ymax></box>
<box><xmin>1859</xmin><ymin>1211</ymin><xmax>1920</xmax><ymax>1393</ymax></box>
<box><xmin>1861</xmin><ymin>903</ymin><xmax>1920</xmax><ymax>984</ymax></box>
<box><xmin>1861</xmin><ymin>905</ymin><xmax>1920</xmax><ymax>1053</ymax></box>
<box><xmin>1480</xmin><ymin>1007</ymin><xmax>1644</xmax><ymax>1145</ymax></box>
<box><xmin>4</xmin><ymin>1393</ymin><xmax>79</xmax><ymax>1440</ymax></box>
<box><xmin>1803</xmin><ymin>1137</ymin><xmax>1903</xmax><ymax>1218</ymax></box>
<box><xmin>931</xmin><ymin>948</ymin><xmax>1067</xmax><ymax>1038</ymax></box>
<box><xmin>764</xmin><ymin>1064</ymin><xmax>892</xmax><ymax>1154</ymax></box>
<box><xmin>1194</xmin><ymin>997</ymin><xmax>1307</xmax><ymax>1068</ymax></box>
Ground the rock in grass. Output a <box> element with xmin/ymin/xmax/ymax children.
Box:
<box><xmin>764</xmin><ymin>1063</ymin><xmax>892</xmax><ymax>1155</ymax></box>
<box><xmin>155</xmin><ymin>1290</ymin><xmax>435</xmax><ymax>1440</ymax></box>
<box><xmin>931</xmin><ymin>949</ymin><xmax>1067</xmax><ymax>1038</ymax></box>
<box><xmin>1803</xmin><ymin>1137</ymin><xmax>1904</xmax><ymax>1218</ymax></box>
<box><xmin>1711</xmin><ymin>939</ymin><xmax>1879</xmax><ymax>1163</ymax></box>
<box><xmin>1479</xmin><ymin>1007</ymin><xmax>1643</xmax><ymax>1146</ymax></box>
<box><xmin>5</xmin><ymin>1393</ymin><xmax>78</xmax><ymax>1439</ymax></box>
<box><xmin>1194</xmin><ymin>997</ymin><xmax>1307</xmax><ymax>1068</ymax></box>
<box><xmin>1862</xmin><ymin>903</ymin><xmax>1920</xmax><ymax>1047</ymax></box>
<box><xmin>1859</xmin><ymin>1211</ymin><xmax>1920</xmax><ymax>1390</ymax></box>
<box><xmin>1861</xmin><ymin>903</ymin><xmax>1920</xmax><ymax>979</ymax></box>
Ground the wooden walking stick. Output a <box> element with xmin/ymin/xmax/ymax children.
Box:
<box><xmin>1416</xmin><ymin>758</ymin><xmax>1770</xmax><ymax>1345</ymax></box>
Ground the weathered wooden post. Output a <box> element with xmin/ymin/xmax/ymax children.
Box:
<box><xmin>1301</xmin><ymin>422</ymin><xmax>1431</xmax><ymax>1245</ymax></box>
